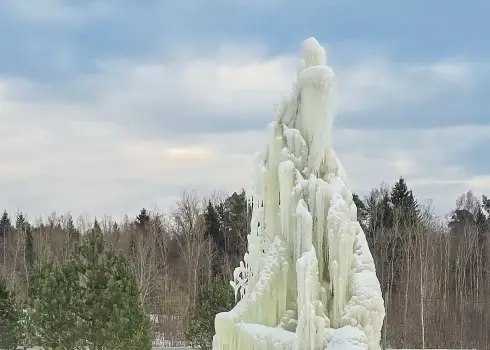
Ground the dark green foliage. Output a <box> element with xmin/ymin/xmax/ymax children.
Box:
<box><xmin>352</xmin><ymin>192</ymin><xmax>368</xmax><ymax>230</ymax></box>
<box><xmin>92</xmin><ymin>218</ymin><xmax>102</xmax><ymax>236</ymax></box>
<box><xmin>25</xmin><ymin>224</ymin><xmax>35</xmax><ymax>277</ymax></box>
<box><xmin>204</xmin><ymin>190</ymin><xmax>249</xmax><ymax>278</ymax></box>
<box><xmin>29</xmin><ymin>260</ymin><xmax>81</xmax><ymax>349</ymax></box>
<box><xmin>0</xmin><ymin>279</ymin><xmax>24</xmax><ymax>350</ymax></box>
<box><xmin>359</xmin><ymin>178</ymin><xmax>422</xmax><ymax>294</ymax></box>
<box><xmin>363</xmin><ymin>188</ymin><xmax>393</xmax><ymax>250</ymax></box>
<box><xmin>15</xmin><ymin>212</ymin><xmax>28</xmax><ymax>232</ymax></box>
<box><xmin>390</xmin><ymin>177</ymin><xmax>419</xmax><ymax>227</ymax></box>
<box><xmin>449</xmin><ymin>209</ymin><xmax>480</xmax><ymax>234</ymax></box>
<box><xmin>136</xmin><ymin>208</ymin><xmax>151</xmax><ymax>233</ymax></box>
<box><xmin>111</xmin><ymin>222</ymin><xmax>120</xmax><ymax>235</ymax></box>
<box><xmin>30</xmin><ymin>229</ymin><xmax>152</xmax><ymax>350</ymax></box>
<box><xmin>205</xmin><ymin>201</ymin><xmax>222</xmax><ymax>247</ymax></box>
<box><xmin>186</xmin><ymin>278</ymin><xmax>235</xmax><ymax>350</ymax></box>
<box><xmin>0</xmin><ymin>210</ymin><xmax>11</xmax><ymax>239</ymax></box>
<box><xmin>204</xmin><ymin>201</ymin><xmax>222</xmax><ymax>277</ymax></box>
<box><xmin>66</xmin><ymin>214</ymin><xmax>80</xmax><ymax>244</ymax></box>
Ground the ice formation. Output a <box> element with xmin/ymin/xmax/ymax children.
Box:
<box><xmin>213</xmin><ymin>38</ymin><xmax>385</xmax><ymax>350</ymax></box>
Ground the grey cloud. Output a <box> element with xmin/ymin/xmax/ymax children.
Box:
<box><xmin>7</xmin><ymin>46</ymin><xmax>487</xmax><ymax>140</ymax></box>
<box><xmin>1</xmin><ymin>43</ymin><xmax>489</xmax><ymax>220</ymax></box>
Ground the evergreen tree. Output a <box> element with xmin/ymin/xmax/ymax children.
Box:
<box><xmin>449</xmin><ymin>194</ymin><xmax>488</xmax><ymax>287</ymax></box>
<box><xmin>15</xmin><ymin>212</ymin><xmax>28</xmax><ymax>232</ymax></box>
<box><xmin>29</xmin><ymin>260</ymin><xmax>81</xmax><ymax>349</ymax></box>
<box><xmin>204</xmin><ymin>201</ymin><xmax>223</xmax><ymax>277</ymax></box>
<box><xmin>366</xmin><ymin>188</ymin><xmax>393</xmax><ymax>233</ymax></box>
<box><xmin>30</xmin><ymin>231</ymin><xmax>152</xmax><ymax>350</ymax></box>
<box><xmin>66</xmin><ymin>215</ymin><xmax>80</xmax><ymax>244</ymax></box>
<box><xmin>91</xmin><ymin>218</ymin><xmax>102</xmax><ymax>236</ymax></box>
<box><xmin>204</xmin><ymin>201</ymin><xmax>222</xmax><ymax>247</ymax></box>
<box><xmin>186</xmin><ymin>278</ymin><xmax>235</xmax><ymax>350</ymax></box>
<box><xmin>390</xmin><ymin>177</ymin><xmax>419</xmax><ymax>227</ymax></box>
<box><xmin>352</xmin><ymin>193</ymin><xmax>368</xmax><ymax>230</ymax></box>
<box><xmin>136</xmin><ymin>208</ymin><xmax>151</xmax><ymax>233</ymax></box>
<box><xmin>0</xmin><ymin>278</ymin><xmax>24</xmax><ymax>350</ymax></box>
<box><xmin>449</xmin><ymin>208</ymin><xmax>477</xmax><ymax>238</ymax></box>
<box><xmin>112</xmin><ymin>222</ymin><xmax>120</xmax><ymax>235</ymax></box>
<box><xmin>25</xmin><ymin>224</ymin><xmax>35</xmax><ymax>281</ymax></box>
<box><xmin>223</xmin><ymin>190</ymin><xmax>249</xmax><ymax>256</ymax></box>
<box><xmin>128</xmin><ymin>232</ymin><xmax>137</xmax><ymax>258</ymax></box>
<box><xmin>475</xmin><ymin>207</ymin><xmax>487</xmax><ymax>232</ymax></box>
<box><xmin>0</xmin><ymin>210</ymin><xmax>11</xmax><ymax>239</ymax></box>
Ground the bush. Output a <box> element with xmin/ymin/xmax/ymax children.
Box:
<box><xmin>0</xmin><ymin>279</ymin><xmax>24</xmax><ymax>350</ymax></box>
<box><xmin>29</xmin><ymin>231</ymin><xmax>152</xmax><ymax>350</ymax></box>
<box><xmin>186</xmin><ymin>278</ymin><xmax>235</xmax><ymax>350</ymax></box>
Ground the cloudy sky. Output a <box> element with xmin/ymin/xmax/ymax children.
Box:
<box><xmin>0</xmin><ymin>0</ymin><xmax>489</xmax><ymax>222</ymax></box>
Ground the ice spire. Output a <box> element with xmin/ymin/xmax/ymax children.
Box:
<box><xmin>213</xmin><ymin>37</ymin><xmax>385</xmax><ymax>350</ymax></box>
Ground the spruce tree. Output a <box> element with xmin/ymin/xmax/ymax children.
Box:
<box><xmin>204</xmin><ymin>201</ymin><xmax>222</xmax><ymax>277</ymax></box>
<box><xmin>136</xmin><ymin>208</ymin><xmax>151</xmax><ymax>233</ymax></box>
<box><xmin>186</xmin><ymin>278</ymin><xmax>235</xmax><ymax>350</ymax></box>
<box><xmin>92</xmin><ymin>218</ymin><xmax>102</xmax><ymax>236</ymax></box>
<box><xmin>390</xmin><ymin>177</ymin><xmax>419</xmax><ymax>226</ymax></box>
<box><xmin>15</xmin><ymin>212</ymin><xmax>28</xmax><ymax>232</ymax></box>
<box><xmin>204</xmin><ymin>201</ymin><xmax>221</xmax><ymax>246</ymax></box>
<box><xmin>0</xmin><ymin>210</ymin><xmax>11</xmax><ymax>239</ymax></box>
<box><xmin>66</xmin><ymin>214</ymin><xmax>80</xmax><ymax>244</ymax></box>
<box><xmin>24</xmin><ymin>224</ymin><xmax>35</xmax><ymax>293</ymax></box>
<box><xmin>112</xmin><ymin>222</ymin><xmax>120</xmax><ymax>235</ymax></box>
<box><xmin>223</xmin><ymin>190</ymin><xmax>249</xmax><ymax>256</ymax></box>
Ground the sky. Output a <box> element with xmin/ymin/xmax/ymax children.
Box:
<box><xmin>0</xmin><ymin>0</ymin><xmax>489</xmax><ymax>223</ymax></box>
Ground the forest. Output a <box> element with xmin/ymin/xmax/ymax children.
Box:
<box><xmin>1</xmin><ymin>176</ymin><xmax>490</xmax><ymax>349</ymax></box>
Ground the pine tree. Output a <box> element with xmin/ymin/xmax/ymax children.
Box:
<box><xmin>186</xmin><ymin>278</ymin><xmax>235</xmax><ymax>350</ymax></box>
<box><xmin>29</xmin><ymin>260</ymin><xmax>81</xmax><ymax>349</ymax></box>
<box><xmin>30</xmin><ymin>231</ymin><xmax>152</xmax><ymax>349</ymax></box>
<box><xmin>0</xmin><ymin>279</ymin><xmax>24</xmax><ymax>350</ymax></box>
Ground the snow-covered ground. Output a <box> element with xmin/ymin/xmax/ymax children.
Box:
<box><xmin>3</xmin><ymin>347</ymin><xmax>476</xmax><ymax>349</ymax></box>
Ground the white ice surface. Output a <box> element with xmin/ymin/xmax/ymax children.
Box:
<box><xmin>213</xmin><ymin>37</ymin><xmax>385</xmax><ymax>350</ymax></box>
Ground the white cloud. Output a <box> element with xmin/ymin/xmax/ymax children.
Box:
<box><xmin>0</xmin><ymin>41</ymin><xmax>488</xmax><ymax>222</ymax></box>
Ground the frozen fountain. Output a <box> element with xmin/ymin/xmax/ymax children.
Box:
<box><xmin>213</xmin><ymin>37</ymin><xmax>385</xmax><ymax>350</ymax></box>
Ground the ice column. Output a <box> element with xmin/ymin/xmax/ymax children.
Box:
<box><xmin>213</xmin><ymin>37</ymin><xmax>385</xmax><ymax>350</ymax></box>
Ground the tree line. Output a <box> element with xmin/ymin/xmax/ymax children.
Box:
<box><xmin>1</xmin><ymin>179</ymin><xmax>490</xmax><ymax>348</ymax></box>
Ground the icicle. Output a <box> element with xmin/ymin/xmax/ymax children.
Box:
<box><xmin>213</xmin><ymin>37</ymin><xmax>385</xmax><ymax>350</ymax></box>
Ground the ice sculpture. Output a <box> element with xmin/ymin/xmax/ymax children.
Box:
<box><xmin>213</xmin><ymin>38</ymin><xmax>385</xmax><ymax>350</ymax></box>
